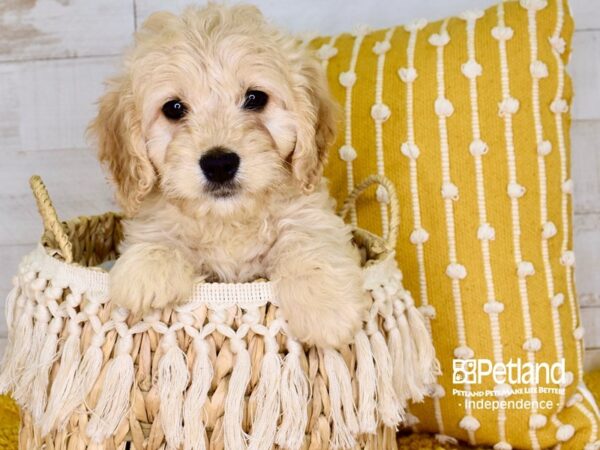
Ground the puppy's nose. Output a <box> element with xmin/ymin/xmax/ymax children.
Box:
<box><xmin>199</xmin><ymin>147</ymin><xmax>240</xmax><ymax>183</ymax></box>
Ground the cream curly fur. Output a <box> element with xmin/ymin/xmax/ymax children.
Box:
<box><xmin>89</xmin><ymin>3</ymin><xmax>367</xmax><ymax>348</ymax></box>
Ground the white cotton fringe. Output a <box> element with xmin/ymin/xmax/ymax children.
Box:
<box><xmin>86</xmin><ymin>336</ymin><xmax>135</xmax><ymax>444</ymax></box>
<box><xmin>224</xmin><ymin>340</ymin><xmax>251</xmax><ymax>450</ymax></box>
<box><xmin>354</xmin><ymin>330</ymin><xmax>377</xmax><ymax>434</ymax></box>
<box><xmin>183</xmin><ymin>338</ymin><xmax>213</xmax><ymax>450</ymax></box>
<box><xmin>1</xmin><ymin>247</ymin><xmax>439</xmax><ymax>449</ymax></box>
<box><xmin>249</xmin><ymin>336</ymin><xmax>282</xmax><ymax>450</ymax></box>
<box><xmin>275</xmin><ymin>340</ymin><xmax>310</xmax><ymax>450</ymax></box>
<box><xmin>158</xmin><ymin>333</ymin><xmax>189</xmax><ymax>448</ymax></box>
<box><xmin>324</xmin><ymin>349</ymin><xmax>359</xmax><ymax>450</ymax></box>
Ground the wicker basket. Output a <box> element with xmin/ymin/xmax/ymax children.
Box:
<box><xmin>0</xmin><ymin>175</ymin><xmax>437</xmax><ymax>450</ymax></box>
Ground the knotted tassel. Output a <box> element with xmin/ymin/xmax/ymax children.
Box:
<box><xmin>368</xmin><ymin>325</ymin><xmax>402</xmax><ymax>427</ymax></box>
<box><xmin>0</xmin><ymin>298</ymin><xmax>34</xmax><ymax>394</ymax></box>
<box><xmin>158</xmin><ymin>331</ymin><xmax>189</xmax><ymax>448</ymax></box>
<box><xmin>30</xmin><ymin>314</ymin><xmax>63</xmax><ymax>423</ymax></box>
<box><xmin>276</xmin><ymin>338</ymin><xmax>309</xmax><ymax>450</ymax></box>
<box><xmin>86</xmin><ymin>332</ymin><xmax>134</xmax><ymax>443</ymax></box>
<box><xmin>385</xmin><ymin>315</ymin><xmax>409</xmax><ymax>406</ymax></box>
<box><xmin>249</xmin><ymin>333</ymin><xmax>282</xmax><ymax>450</ymax></box>
<box><xmin>354</xmin><ymin>330</ymin><xmax>377</xmax><ymax>434</ymax></box>
<box><xmin>183</xmin><ymin>337</ymin><xmax>213</xmax><ymax>450</ymax></box>
<box><xmin>395</xmin><ymin>302</ymin><xmax>425</xmax><ymax>402</ymax></box>
<box><xmin>224</xmin><ymin>337</ymin><xmax>251</xmax><ymax>450</ymax></box>
<box><xmin>324</xmin><ymin>348</ymin><xmax>359</xmax><ymax>450</ymax></box>
<box><xmin>14</xmin><ymin>296</ymin><xmax>50</xmax><ymax>407</ymax></box>
<box><xmin>4</xmin><ymin>277</ymin><xmax>20</xmax><ymax>333</ymax></box>
<box><xmin>42</xmin><ymin>319</ymin><xmax>82</xmax><ymax>435</ymax></box>
<box><xmin>402</xmin><ymin>296</ymin><xmax>438</xmax><ymax>386</ymax></box>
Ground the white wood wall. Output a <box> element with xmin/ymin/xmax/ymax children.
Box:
<box><xmin>0</xmin><ymin>0</ymin><xmax>599</xmax><ymax>367</ymax></box>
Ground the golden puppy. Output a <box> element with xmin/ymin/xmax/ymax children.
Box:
<box><xmin>90</xmin><ymin>3</ymin><xmax>367</xmax><ymax>348</ymax></box>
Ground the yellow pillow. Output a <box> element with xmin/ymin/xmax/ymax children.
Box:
<box><xmin>312</xmin><ymin>1</ymin><xmax>600</xmax><ymax>448</ymax></box>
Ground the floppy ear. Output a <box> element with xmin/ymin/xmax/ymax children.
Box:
<box><xmin>89</xmin><ymin>78</ymin><xmax>155</xmax><ymax>216</ymax></box>
<box><xmin>290</xmin><ymin>52</ymin><xmax>337</xmax><ymax>192</ymax></box>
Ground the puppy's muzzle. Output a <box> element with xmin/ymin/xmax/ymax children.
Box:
<box><xmin>200</xmin><ymin>147</ymin><xmax>240</xmax><ymax>184</ymax></box>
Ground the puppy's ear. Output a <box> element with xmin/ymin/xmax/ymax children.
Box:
<box><xmin>291</xmin><ymin>53</ymin><xmax>337</xmax><ymax>193</ymax></box>
<box><xmin>89</xmin><ymin>78</ymin><xmax>155</xmax><ymax>216</ymax></box>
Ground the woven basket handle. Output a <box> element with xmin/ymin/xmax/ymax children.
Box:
<box><xmin>338</xmin><ymin>174</ymin><xmax>399</xmax><ymax>248</ymax></box>
<box><xmin>29</xmin><ymin>175</ymin><xmax>73</xmax><ymax>263</ymax></box>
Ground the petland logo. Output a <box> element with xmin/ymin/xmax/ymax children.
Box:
<box><xmin>453</xmin><ymin>358</ymin><xmax>566</xmax><ymax>385</ymax></box>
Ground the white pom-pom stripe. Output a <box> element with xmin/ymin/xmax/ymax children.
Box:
<box><xmin>459</xmin><ymin>10</ymin><xmax>485</xmax><ymax>21</ymax></box>
<box><xmin>520</xmin><ymin>0</ymin><xmax>548</xmax><ymax>11</ymax></box>
<box><xmin>507</xmin><ymin>182</ymin><xmax>526</xmax><ymax>198</ymax></box>
<box><xmin>529</xmin><ymin>413</ymin><xmax>547</xmax><ymax>429</ymax></box>
<box><xmin>459</xmin><ymin>415</ymin><xmax>481</xmax><ymax>432</ymax></box>
<box><xmin>404</xmin><ymin>18</ymin><xmax>428</xmax><ymax>32</ymax></box>
<box><xmin>370</xmin><ymin>103</ymin><xmax>391</xmax><ymax>121</ymax></box>
<box><xmin>410</xmin><ymin>228</ymin><xmax>429</xmax><ymax>245</ymax></box>
<box><xmin>560</xmin><ymin>251</ymin><xmax>575</xmax><ymax>267</ymax></box>
<box><xmin>492</xmin><ymin>26</ymin><xmax>514</xmax><ymax>41</ymax></box>
<box><xmin>435</xmin><ymin>98</ymin><xmax>454</xmax><ymax>117</ymax></box>
<box><xmin>441</xmin><ymin>182</ymin><xmax>459</xmax><ymax>200</ymax></box>
<box><xmin>376</xmin><ymin>185</ymin><xmax>389</xmax><ymax>204</ymax></box>
<box><xmin>428</xmin><ymin>32</ymin><xmax>450</xmax><ymax>47</ymax></box>
<box><xmin>401</xmin><ymin>142</ymin><xmax>420</xmax><ymax>160</ymax></box>
<box><xmin>549</xmin><ymin>36</ymin><xmax>566</xmax><ymax>54</ymax></box>
<box><xmin>372</xmin><ymin>41</ymin><xmax>391</xmax><ymax>55</ymax></box>
<box><xmin>551</xmin><ymin>98</ymin><xmax>569</xmax><ymax>113</ymax></box>
<box><xmin>454</xmin><ymin>345</ymin><xmax>474</xmax><ymax>360</ymax></box>
<box><xmin>566</xmin><ymin>393</ymin><xmax>583</xmax><ymax>408</ymax></box>
<box><xmin>469</xmin><ymin>139</ymin><xmax>488</xmax><ymax>156</ymax></box>
<box><xmin>573</xmin><ymin>327</ymin><xmax>585</xmax><ymax>340</ymax></box>
<box><xmin>338</xmin><ymin>145</ymin><xmax>357</xmax><ymax>162</ymax></box>
<box><xmin>537</xmin><ymin>140</ymin><xmax>552</xmax><ymax>156</ymax></box>
<box><xmin>462</xmin><ymin>60</ymin><xmax>482</xmax><ymax>79</ymax></box>
<box><xmin>562</xmin><ymin>179</ymin><xmax>573</xmax><ymax>194</ymax></box>
<box><xmin>542</xmin><ymin>221</ymin><xmax>557</xmax><ymax>239</ymax></box>
<box><xmin>493</xmin><ymin>441</ymin><xmax>513</xmax><ymax>450</ymax></box>
<box><xmin>556</xmin><ymin>424</ymin><xmax>575</xmax><ymax>442</ymax></box>
<box><xmin>339</xmin><ymin>71</ymin><xmax>357</xmax><ymax>87</ymax></box>
<box><xmin>477</xmin><ymin>223</ymin><xmax>496</xmax><ymax>241</ymax></box>
<box><xmin>517</xmin><ymin>261</ymin><xmax>535</xmax><ymax>278</ymax></box>
<box><xmin>552</xmin><ymin>293</ymin><xmax>565</xmax><ymax>308</ymax></box>
<box><xmin>498</xmin><ymin>97</ymin><xmax>520</xmax><ymax>116</ymax></box>
<box><xmin>418</xmin><ymin>305</ymin><xmax>436</xmax><ymax>319</ymax></box>
<box><xmin>530</xmin><ymin>60</ymin><xmax>549</xmax><ymax>79</ymax></box>
<box><xmin>446</xmin><ymin>263</ymin><xmax>467</xmax><ymax>280</ymax></box>
<box><xmin>398</xmin><ymin>67</ymin><xmax>417</xmax><ymax>83</ymax></box>
<box><xmin>316</xmin><ymin>44</ymin><xmax>338</xmax><ymax>60</ymax></box>
<box><xmin>523</xmin><ymin>337</ymin><xmax>542</xmax><ymax>352</ymax></box>
<box><xmin>484</xmin><ymin>301</ymin><xmax>505</xmax><ymax>314</ymax></box>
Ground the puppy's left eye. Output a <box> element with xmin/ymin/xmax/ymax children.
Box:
<box><xmin>243</xmin><ymin>90</ymin><xmax>268</xmax><ymax>111</ymax></box>
<box><xmin>162</xmin><ymin>99</ymin><xmax>188</xmax><ymax>121</ymax></box>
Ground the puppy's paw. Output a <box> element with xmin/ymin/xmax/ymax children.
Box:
<box><xmin>276</xmin><ymin>268</ymin><xmax>368</xmax><ymax>348</ymax></box>
<box><xmin>110</xmin><ymin>244</ymin><xmax>195</xmax><ymax>315</ymax></box>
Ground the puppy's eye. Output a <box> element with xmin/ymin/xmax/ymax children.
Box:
<box><xmin>243</xmin><ymin>90</ymin><xmax>268</xmax><ymax>111</ymax></box>
<box><xmin>162</xmin><ymin>99</ymin><xmax>188</xmax><ymax>121</ymax></box>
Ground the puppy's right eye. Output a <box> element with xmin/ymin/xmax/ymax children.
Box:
<box><xmin>162</xmin><ymin>99</ymin><xmax>188</xmax><ymax>121</ymax></box>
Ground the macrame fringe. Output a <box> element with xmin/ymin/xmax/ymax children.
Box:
<box><xmin>29</xmin><ymin>316</ymin><xmax>63</xmax><ymax>422</ymax></box>
<box><xmin>369</xmin><ymin>329</ymin><xmax>403</xmax><ymax>427</ymax></box>
<box><xmin>396</xmin><ymin>305</ymin><xmax>426</xmax><ymax>402</ymax></box>
<box><xmin>158</xmin><ymin>334</ymin><xmax>189</xmax><ymax>448</ymax></box>
<box><xmin>183</xmin><ymin>338</ymin><xmax>213</xmax><ymax>450</ymax></box>
<box><xmin>354</xmin><ymin>330</ymin><xmax>377</xmax><ymax>434</ymax></box>
<box><xmin>224</xmin><ymin>340</ymin><xmax>251</xmax><ymax>450</ymax></box>
<box><xmin>86</xmin><ymin>339</ymin><xmax>134</xmax><ymax>444</ymax></box>
<box><xmin>13</xmin><ymin>304</ymin><xmax>50</xmax><ymax>406</ymax></box>
<box><xmin>403</xmin><ymin>296</ymin><xmax>438</xmax><ymax>386</ymax></box>
<box><xmin>42</xmin><ymin>323</ymin><xmax>82</xmax><ymax>435</ymax></box>
<box><xmin>0</xmin><ymin>299</ymin><xmax>34</xmax><ymax>394</ymax></box>
<box><xmin>324</xmin><ymin>349</ymin><xmax>359</xmax><ymax>450</ymax></box>
<box><xmin>387</xmin><ymin>322</ymin><xmax>409</xmax><ymax>406</ymax></box>
<box><xmin>248</xmin><ymin>337</ymin><xmax>282</xmax><ymax>450</ymax></box>
<box><xmin>275</xmin><ymin>340</ymin><xmax>309</xmax><ymax>450</ymax></box>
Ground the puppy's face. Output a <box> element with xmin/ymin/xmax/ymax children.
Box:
<box><xmin>91</xmin><ymin>5</ymin><xmax>336</xmax><ymax>217</ymax></box>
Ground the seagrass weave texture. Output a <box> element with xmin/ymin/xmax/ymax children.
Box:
<box><xmin>0</xmin><ymin>175</ymin><xmax>437</xmax><ymax>450</ymax></box>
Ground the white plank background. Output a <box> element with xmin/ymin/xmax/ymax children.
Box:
<box><xmin>0</xmin><ymin>0</ymin><xmax>598</xmax><ymax>368</ymax></box>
